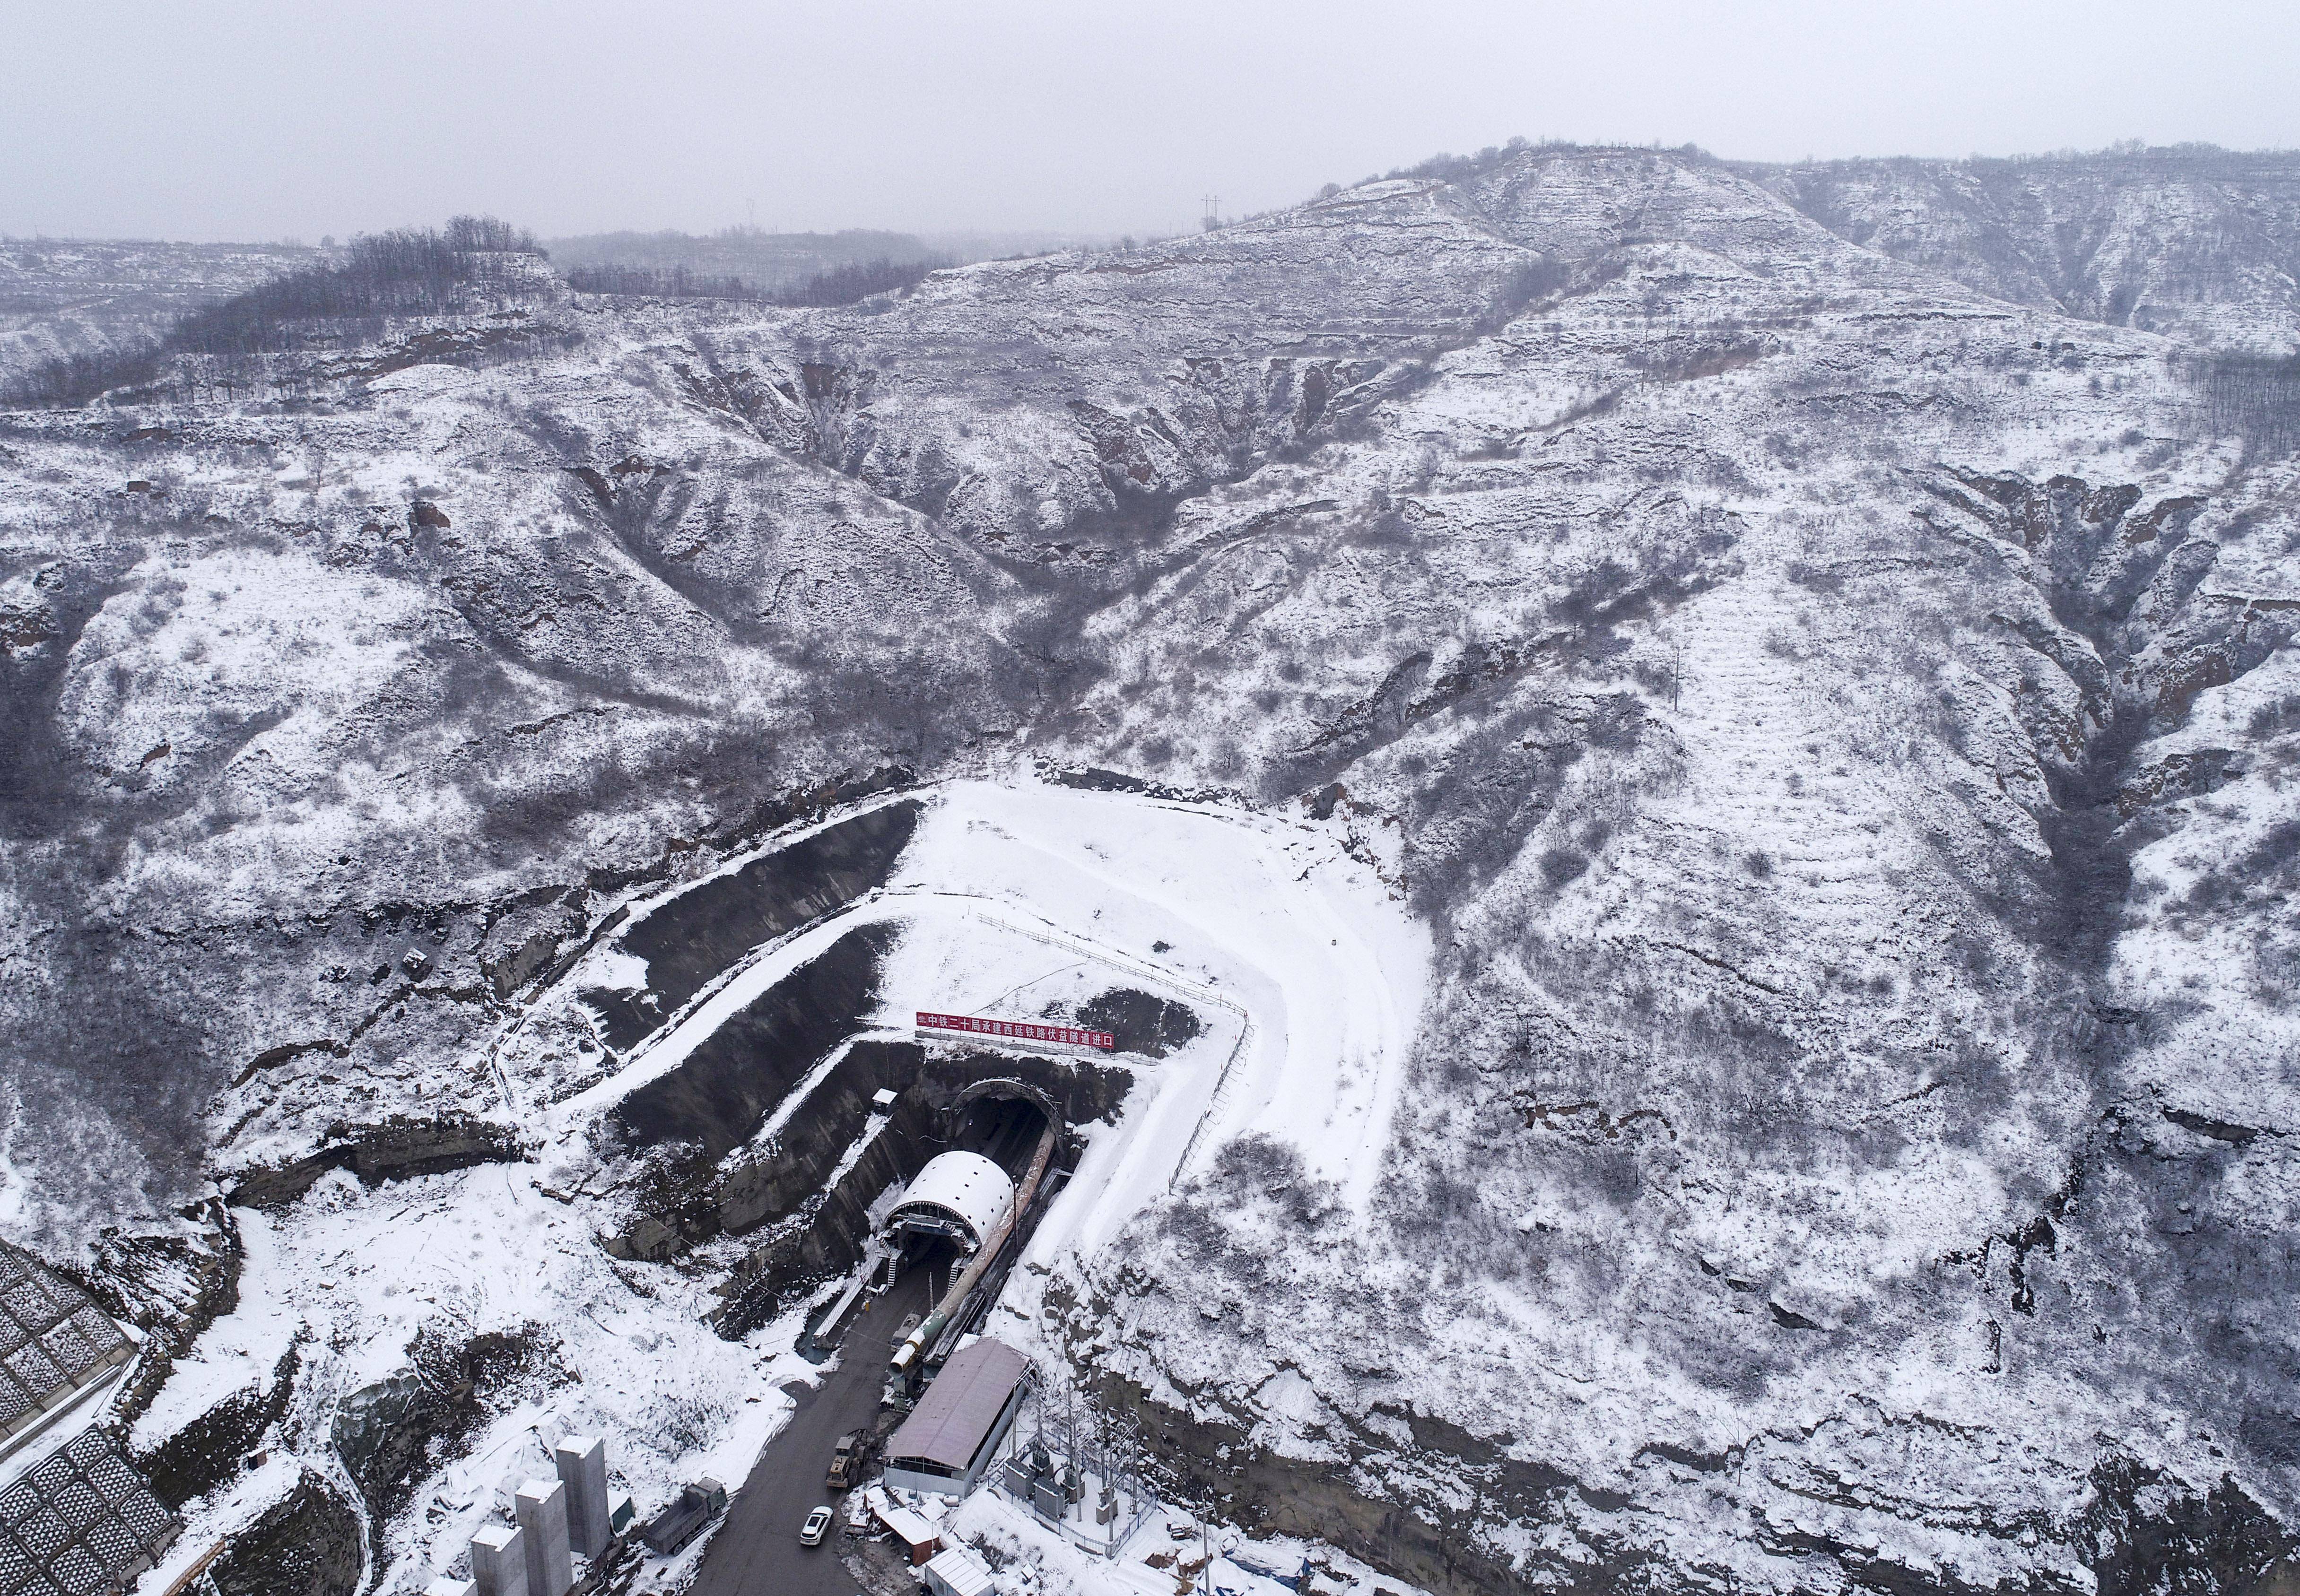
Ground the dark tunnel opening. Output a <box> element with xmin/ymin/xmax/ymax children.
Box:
<box><xmin>952</xmin><ymin>1093</ymin><xmax>1052</xmax><ymax>1177</ymax></box>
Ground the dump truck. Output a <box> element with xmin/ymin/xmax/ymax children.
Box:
<box><xmin>640</xmin><ymin>1477</ymin><xmax>727</xmax><ymax>1554</ymax></box>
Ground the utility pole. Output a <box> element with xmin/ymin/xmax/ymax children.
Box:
<box><xmin>1201</xmin><ymin>195</ymin><xmax>1220</xmax><ymax>233</ymax></box>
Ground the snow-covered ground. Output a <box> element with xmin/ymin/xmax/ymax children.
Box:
<box><xmin>132</xmin><ymin>775</ymin><xmax>1431</xmax><ymax>1587</ymax></box>
<box><xmin>134</xmin><ymin>1162</ymin><xmax>816</xmax><ymax>1588</ymax></box>
<box><xmin>11</xmin><ymin>140</ymin><xmax>2295</xmax><ymax>1593</ymax></box>
<box><xmin>944</xmin><ymin>1484</ymin><xmax>1426</xmax><ymax>1596</ymax></box>
<box><xmin>880</xmin><ymin>781</ymin><xmax>1430</xmax><ymax>1217</ymax></box>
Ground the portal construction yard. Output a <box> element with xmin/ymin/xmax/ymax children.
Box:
<box><xmin>85</xmin><ymin>779</ymin><xmax>1432</xmax><ymax>1596</ymax></box>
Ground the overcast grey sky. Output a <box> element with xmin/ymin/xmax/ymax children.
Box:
<box><xmin>4</xmin><ymin>0</ymin><xmax>2295</xmax><ymax>243</ymax></box>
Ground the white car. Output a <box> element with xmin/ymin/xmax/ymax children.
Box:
<box><xmin>799</xmin><ymin>1505</ymin><xmax>835</xmax><ymax>1547</ymax></box>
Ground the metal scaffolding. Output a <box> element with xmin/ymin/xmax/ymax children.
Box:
<box><xmin>989</xmin><ymin>1375</ymin><xmax>1157</xmax><ymax>1559</ymax></box>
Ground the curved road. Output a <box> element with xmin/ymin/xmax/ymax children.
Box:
<box><xmin>689</xmin><ymin>1266</ymin><xmax>934</xmax><ymax>1596</ymax></box>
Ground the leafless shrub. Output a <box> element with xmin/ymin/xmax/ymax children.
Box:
<box><xmin>2247</xmin><ymin>694</ymin><xmax>2300</xmax><ymax>740</ymax></box>
<box><xmin>5</xmin><ymin>216</ymin><xmax>545</xmax><ymax>406</ymax></box>
<box><xmin>1539</xmin><ymin>845</ymin><xmax>1589</xmax><ymax>887</ymax></box>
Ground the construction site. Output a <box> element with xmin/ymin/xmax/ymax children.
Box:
<box><xmin>98</xmin><ymin>778</ymin><xmax>1425</xmax><ymax>1596</ymax></box>
<box><xmin>685</xmin><ymin>1007</ymin><xmax>1124</xmax><ymax>1596</ymax></box>
<box><xmin>399</xmin><ymin>999</ymin><xmax>1172</xmax><ymax>1596</ymax></box>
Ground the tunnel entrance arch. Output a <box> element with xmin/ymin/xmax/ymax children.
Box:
<box><xmin>941</xmin><ymin>1077</ymin><xmax>1065</xmax><ymax>1180</ymax></box>
<box><xmin>944</xmin><ymin>1078</ymin><xmax>1065</xmax><ymax>1149</ymax></box>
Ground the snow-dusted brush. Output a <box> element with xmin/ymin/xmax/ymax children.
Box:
<box><xmin>3</xmin><ymin>142</ymin><xmax>2299</xmax><ymax>1595</ymax></box>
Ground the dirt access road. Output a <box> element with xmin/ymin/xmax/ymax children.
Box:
<box><xmin>688</xmin><ymin>1266</ymin><xmax>934</xmax><ymax>1596</ymax></box>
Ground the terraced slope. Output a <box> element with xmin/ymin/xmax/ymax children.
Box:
<box><xmin>1746</xmin><ymin>145</ymin><xmax>2300</xmax><ymax>354</ymax></box>
<box><xmin>2</xmin><ymin>143</ymin><xmax>2298</xmax><ymax>1593</ymax></box>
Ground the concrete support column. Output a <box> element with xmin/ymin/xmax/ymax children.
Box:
<box><xmin>515</xmin><ymin>1479</ymin><xmax>574</xmax><ymax>1596</ymax></box>
<box><xmin>554</xmin><ymin>1436</ymin><xmax>611</xmax><ymax>1557</ymax></box>
<box><xmin>469</xmin><ymin>1525</ymin><xmax>527</xmax><ymax>1596</ymax></box>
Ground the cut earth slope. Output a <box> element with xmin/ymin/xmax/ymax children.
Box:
<box><xmin>3</xmin><ymin>142</ymin><xmax>2300</xmax><ymax>1594</ymax></box>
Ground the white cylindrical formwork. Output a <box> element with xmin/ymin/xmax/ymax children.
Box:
<box><xmin>470</xmin><ymin>1526</ymin><xmax>527</xmax><ymax>1596</ymax></box>
<box><xmin>887</xmin><ymin>1152</ymin><xmax>1015</xmax><ymax>1253</ymax></box>
<box><xmin>515</xmin><ymin>1479</ymin><xmax>574</xmax><ymax>1596</ymax></box>
<box><xmin>555</xmin><ymin>1435</ymin><xmax>611</xmax><ymax>1558</ymax></box>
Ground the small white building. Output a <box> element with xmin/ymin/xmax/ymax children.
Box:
<box><xmin>923</xmin><ymin>1544</ymin><xmax>997</xmax><ymax>1596</ymax></box>
<box><xmin>883</xmin><ymin>1337</ymin><xmax>1033</xmax><ymax>1497</ymax></box>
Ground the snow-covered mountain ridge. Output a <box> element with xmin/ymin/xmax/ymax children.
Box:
<box><xmin>2</xmin><ymin>142</ymin><xmax>2299</xmax><ymax>1594</ymax></box>
<box><xmin>1746</xmin><ymin>144</ymin><xmax>2300</xmax><ymax>356</ymax></box>
<box><xmin>0</xmin><ymin>238</ymin><xmax>329</xmax><ymax>393</ymax></box>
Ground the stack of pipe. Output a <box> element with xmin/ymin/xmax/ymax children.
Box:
<box><xmin>890</xmin><ymin>1122</ymin><xmax>1058</xmax><ymax>1383</ymax></box>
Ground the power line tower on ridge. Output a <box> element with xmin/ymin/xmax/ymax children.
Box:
<box><xmin>1201</xmin><ymin>194</ymin><xmax>1220</xmax><ymax>232</ymax></box>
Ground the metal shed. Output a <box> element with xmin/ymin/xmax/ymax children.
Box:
<box><xmin>870</xmin><ymin>1497</ymin><xmax>942</xmax><ymax>1565</ymax></box>
<box><xmin>883</xmin><ymin>1337</ymin><xmax>1031</xmax><ymax>1497</ymax></box>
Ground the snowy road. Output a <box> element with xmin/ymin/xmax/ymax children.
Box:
<box><xmin>688</xmin><ymin>1266</ymin><xmax>936</xmax><ymax>1596</ymax></box>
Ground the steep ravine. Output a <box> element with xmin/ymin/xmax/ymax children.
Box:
<box><xmin>1088</xmin><ymin>1366</ymin><xmax>2294</xmax><ymax>1596</ymax></box>
<box><xmin>8</xmin><ymin>144</ymin><xmax>2300</xmax><ymax>1596</ymax></box>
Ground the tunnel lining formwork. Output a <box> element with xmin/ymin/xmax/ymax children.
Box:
<box><xmin>703</xmin><ymin>1044</ymin><xmax>1133</xmax><ymax>1339</ymax></box>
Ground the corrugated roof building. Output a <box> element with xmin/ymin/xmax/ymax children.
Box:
<box><xmin>883</xmin><ymin>1338</ymin><xmax>1031</xmax><ymax>1498</ymax></box>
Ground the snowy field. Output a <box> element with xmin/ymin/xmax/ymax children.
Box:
<box><xmin>879</xmin><ymin>781</ymin><xmax>1430</xmax><ymax>1219</ymax></box>
<box><xmin>132</xmin><ymin>776</ymin><xmax>1431</xmax><ymax>1589</ymax></box>
<box><xmin>943</xmin><ymin>1484</ymin><xmax>1426</xmax><ymax>1596</ymax></box>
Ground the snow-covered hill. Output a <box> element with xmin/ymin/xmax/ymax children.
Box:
<box><xmin>1746</xmin><ymin>143</ymin><xmax>2300</xmax><ymax>355</ymax></box>
<box><xmin>4</xmin><ymin>142</ymin><xmax>2300</xmax><ymax>1594</ymax></box>
<box><xmin>0</xmin><ymin>238</ymin><xmax>327</xmax><ymax>387</ymax></box>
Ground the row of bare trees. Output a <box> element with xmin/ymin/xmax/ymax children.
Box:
<box><xmin>565</xmin><ymin>255</ymin><xmax>949</xmax><ymax>308</ymax></box>
<box><xmin>564</xmin><ymin>263</ymin><xmax>763</xmax><ymax>301</ymax></box>
<box><xmin>4</xmin><ymin>216</ymin><xmax>540</xmax><ymax>408</ymax></box>
<box><xmin>2192</xmin><ymin>352</ymin><xmax>2300</xmax><ymax>459</ymax></box>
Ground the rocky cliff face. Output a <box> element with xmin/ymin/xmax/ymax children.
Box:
<box><xmin>5</xmin><ymin>143</ymin><xmax>2300</xmax><ymax>1593</ymax></box>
